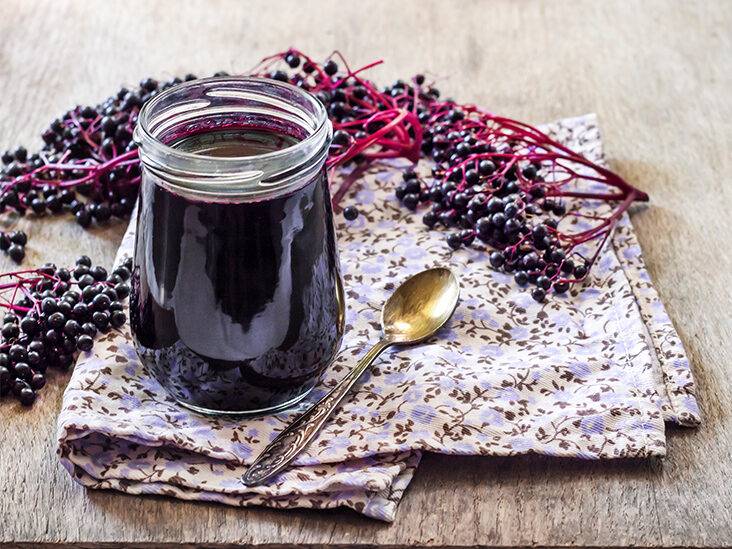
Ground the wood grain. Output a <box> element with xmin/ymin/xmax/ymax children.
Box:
<box><xmin>0</xmin><ymin>0</ymin><xmax>730</xmax><ymax>547</ymax></box>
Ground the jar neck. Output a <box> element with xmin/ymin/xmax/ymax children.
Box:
<box><xmin>134</xmin><ymin>76</ymin><xmax>331</xmax><ymax>200</ymax></box>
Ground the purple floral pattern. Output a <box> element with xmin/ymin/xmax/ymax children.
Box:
<box><xmin>56</xmin><ymin>114</ymin><xmax>700</xmax><ymax>522</ymax></box>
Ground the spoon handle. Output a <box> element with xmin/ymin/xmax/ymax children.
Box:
<box><xmin>241</xmin><ymin>339</ymin><xmax>391</xmax><ymax>487</ymax></box>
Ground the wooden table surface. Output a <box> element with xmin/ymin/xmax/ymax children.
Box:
<box><xmin>1</xmin><ymin>0</ymin><xmax>730</xmax><ymax>547</ymax></box>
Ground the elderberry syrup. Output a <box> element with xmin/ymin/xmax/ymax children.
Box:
<box><xmin>131</xmin><ymin>77</ymin><xmax>344</xmax><ymax>415</ymax></box>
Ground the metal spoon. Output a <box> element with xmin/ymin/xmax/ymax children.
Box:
<box><xmin>242</xmin><ymin>267</ymin><xmax>460</xmax><ymax>487</ymax></box>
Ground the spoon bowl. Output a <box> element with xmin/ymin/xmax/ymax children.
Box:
<box><xmin>382</xmin><ymin>267</ymin><xmax>460</xmax><ymax>344</ymax></box>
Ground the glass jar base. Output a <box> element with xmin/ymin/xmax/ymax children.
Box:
<box><xmin>173</xmin><ymin>385</ymin><xmax>315</xmax><ymax>417</ymax></box>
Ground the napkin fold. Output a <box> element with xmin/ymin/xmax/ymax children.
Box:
<box><xmin>57</xmin><ymin>114</ymin><xmax>700</xmax><ymax>522</ymax></box>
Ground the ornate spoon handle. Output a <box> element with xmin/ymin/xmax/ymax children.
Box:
<box><xmin>242</xmin><ymin>339</ymin><xmax>391</xmax><ymax>487</ymax></box>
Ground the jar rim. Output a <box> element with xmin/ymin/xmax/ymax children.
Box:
<box><xmin>134</xmin><ymin>76</ymin><xmax>331</xmax><ymax>198</ymax></box>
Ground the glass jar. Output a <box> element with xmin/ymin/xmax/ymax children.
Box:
<box><xmin>130</xmin><ymin>76</ymin><xmax>344</xmax><ymax>416</ymax></box>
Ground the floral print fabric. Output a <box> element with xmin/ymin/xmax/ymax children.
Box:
<box><xmin>57</xmin><ymin>114</ymin><xmax>700</xmax><ymax>522</ymax></box>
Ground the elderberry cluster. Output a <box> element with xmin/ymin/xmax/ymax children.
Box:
<box><xmin>275</xmin><ymin>58</ymin><xmax>431</xmax><ymax>158</ymax></box>
<box><xmin>0</xmin><ymin>72</ymin><xmax>229</xmax><ymax>234</ymax></box>
<box><xmin>398</xmin><ymin>164</ymin><xmax>587</xmax><ymax>301</ymax></box>
<box><xmin>260</xmin><ymin>52</ymin><xmax>438</xmax><ymax>222</ymax></box>
<box><xmin>388</xmin><ymin>102</ymin><xmax>587</xmax><ymax>301</ymax></box>
<box><xmin>0</xmin><ymin>230</ymin><xmax>27</xmax><ymax>263</ymax></box>
<box><xmin>0</xmin><ymin>255</ymin><xmax>131</xmax><ymax>406</ymax></box>
<box><xmin>264</xmin><ymin>55</ymin><xmax>365</xmax><ymax>151</ymax></box>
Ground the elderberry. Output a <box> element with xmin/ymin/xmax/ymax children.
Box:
<box><xmin>323</xmin><ymin>60</ymin><xmax>338</xmax><ymax>76</ymax></box>
<box><xmin>574</xmin><ymin>263</ymin><xmax>588</xmax><ymax>279</ymax></box>
<box><xmin>18</xmin><ymin>386</ymin><xmax>35</xmax><ymax>406</ymax></box>
<box><xmin>489</xmin><ymin>251</ymin><xmax>505</xmax><ymax>269</ymax></box>
<box><xmin>0</xmin><ymin>231</ymin><xmax>27</xmax><ymax>263</ymax></box>
<box><xmin>446</xmin><ymin>233</ymin><xmax>462</xmax><ymax>250</ymax></box>
<box><xmin>343</xmin><ymin>206</ymin><xmax>359</xmax><ymax>221</ymax></box>
<box><xmin>553</xmin><ymin>281</ymin><xmax>569</xmax><ymax>294</ymax></box>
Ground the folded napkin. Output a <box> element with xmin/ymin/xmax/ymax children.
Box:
<box><xmin>57</xmin><ymin>114</ymin><xmax>700</xmax><ymax>522</ymax></box>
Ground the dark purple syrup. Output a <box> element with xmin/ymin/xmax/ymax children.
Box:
<box><xmin>130</xmin><ymin>129</ymin><xmax>343</xmax><ymax>414</ymax></box>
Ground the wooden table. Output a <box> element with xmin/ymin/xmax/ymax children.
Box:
<box><xmin>1</xmin><ymin>0</ymin><xmax>730</xmax><ymax>547</ymax></box>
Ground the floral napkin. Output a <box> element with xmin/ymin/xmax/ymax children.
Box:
<box><xmin>56</xmin><ymin>114</ymin><xmax>700</xmax><ymax>522</ymax></box>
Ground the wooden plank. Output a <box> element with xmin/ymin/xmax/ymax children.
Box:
<box><xmin>0</xmin><ymin>0</ymin><xmax>730</xmax><ymax>546</ymax></box>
